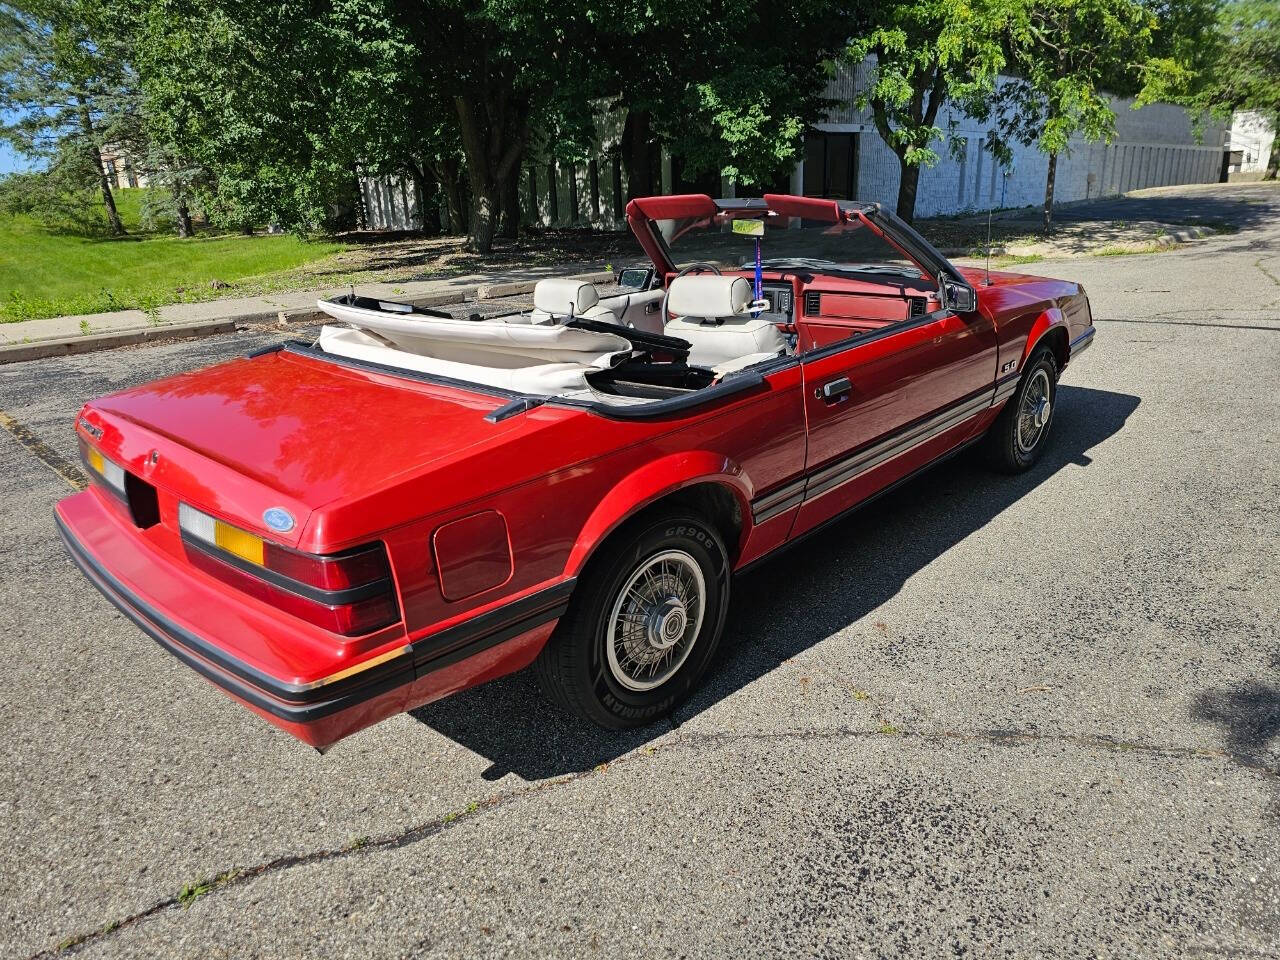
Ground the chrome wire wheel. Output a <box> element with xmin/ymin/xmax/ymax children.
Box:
<box><xmin>1016</xmin><ymin>367</ymin><xmax>1053</xmax><ymax>454</ymax></box>
<box><xmin>605</xmin><ymin>549</ymin><xmax>706</xmax><ymax>692</ymax></box>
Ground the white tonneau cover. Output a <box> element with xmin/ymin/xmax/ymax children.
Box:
<box><xmin>315</xmin><ymin>298</ymin><xmax>633</xmax><ymax>396</ymax></box>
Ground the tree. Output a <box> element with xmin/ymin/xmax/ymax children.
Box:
<box><xmin>130</xmin><ymin>0</ymin><xmax>413</xmax><ymax>235</ymax></box>
<box><xmin>0</xmin><ymin>0</ymin><xmax>140</xmax><ymax>234</ymax></box>
<box><xmin>386</xmin><ymin>1</ymin><xmax>597</xmax><ymax>252</ymax></box>
<box><xmin>1191</xmin><ymin>0</ymin><xmax>1280</xmax><ymax>179</ymax></box>
<box><xmin>994</xmin><ymin>0</ymin><xmax>1159</xmax><ymax>231</ymax></box>
<box><xmin>595</xmin><ymin>0</ymin><xmax>853</xmax><ymax>201</ymax></box>
<box><xmin>847</xmin><ymin>0</ymin><xmax>1018</xmax><ymax>222</ymax></box>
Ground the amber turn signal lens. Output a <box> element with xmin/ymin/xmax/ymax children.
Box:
<box><xmin>214</xmin><ymin>522</ymin><xmax>265</xmax><ymax>565</ymax></box>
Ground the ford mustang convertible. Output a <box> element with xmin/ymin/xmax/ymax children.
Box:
<box><xmin>55</xmin><ymin>194</ymin><xmax>1094</xmax><ymax>748</ymax></box>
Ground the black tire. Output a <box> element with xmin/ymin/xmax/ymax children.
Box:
<box><xmin>534</xmin><ymin>511</ymin><xmax>730</xmax><ymax>728</ymax></box>
<box><xmin>985</xmin><ymin>347</ymin><xmax>1059</xmax><ymax>473</ymax></box>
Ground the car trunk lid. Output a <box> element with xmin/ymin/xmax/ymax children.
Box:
<box><xmin>81</xmin><ymin>346</ymin><xmax>527</xmax><ymax>549</ymax></box>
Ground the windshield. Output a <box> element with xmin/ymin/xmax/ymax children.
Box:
<box><xmin>653</xmin><ymin>211</ymin><xmax>935</xmax><ymax>288</ymax></box>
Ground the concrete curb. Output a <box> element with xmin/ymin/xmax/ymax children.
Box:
<box><xmin>0</xmin><ymin>270</ymin><xmax>617</xmax><ymax>365</ymax></box>
<box><xmin>0</xmin><ymin>319</ymin><xmax>241</xmax><ymax>364</ymax></box>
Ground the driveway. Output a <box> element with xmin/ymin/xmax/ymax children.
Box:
<box><xmin>1</xmin><ymin>182</ymin><xmax>1277</xmax><ymax>958</ymax></box>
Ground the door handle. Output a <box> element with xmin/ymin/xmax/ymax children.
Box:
<box><xmin>817</xmin><ymin>376</ymin><xmax>852</xmax><ymax>402</ymax></box>
<box><xmin>644</xmin><ymin>301</ymin><xmax>660</xmax><ymax>314</ymax></box>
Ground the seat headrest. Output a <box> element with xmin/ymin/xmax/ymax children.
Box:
<box><xmin>533</xmin><ymin>278</ymin><xmax>599</xmax><ymax>316</ymax></box>
<box><xmin>667</xmin><ymin>275</ymin><xmax>753</xmax><ymax>319</ymax></box>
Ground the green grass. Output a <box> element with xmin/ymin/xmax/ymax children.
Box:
<box><xmin>0</xmin><ymin>190</ymin><xmax>347</xmax><ymax>323</ymax></box>
<box><xmin>991</xmin><ymin>253</ymin><xmax>1046</xmax><ymax>267</ymax></box>
<box><xmin>1093</xmin><ymin>241</ymin><xmax>1173</xmax><ymax>257</ymax></box>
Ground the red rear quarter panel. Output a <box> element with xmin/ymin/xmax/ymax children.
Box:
<box><xmin>356</xmin><ymin>363</ymin><xmax>807</xmax><ymax>645</ymax></box>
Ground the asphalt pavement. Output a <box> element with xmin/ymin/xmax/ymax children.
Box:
<box><xmin>1</xmin><ymin>182</ymin><xmax>1277</xmax><ymax>959</ymax></box>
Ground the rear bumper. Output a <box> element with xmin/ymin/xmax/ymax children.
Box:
<box><xmin>56</xmin><ymin>494</ymin><xmax>573</xmax><ymax>748</ymax></box>
<box><xmin>57</xmin><ymin>513</ymin><xmax>408</xmax><ymax>725</ymax></box>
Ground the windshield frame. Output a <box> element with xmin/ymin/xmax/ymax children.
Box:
<box><xmin>625</xmin><ymin>194</ymin><xmax>970</xmax><ymax>299</ymax></box>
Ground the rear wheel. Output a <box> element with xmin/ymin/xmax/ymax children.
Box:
<box><xmin>986</xmin><ymin>347</ymin><xmax>1058</xmax><ymax>472</ymax></box>
<box><xmin>535</xmin><ymin>511</ymin><xmax>730</xmax><ymax>728</ymax></box>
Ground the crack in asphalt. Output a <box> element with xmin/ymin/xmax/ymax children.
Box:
<box><xmin>0</xmin><ymin>409</ymin><xmax>87</xmax><ymax>491</ymax></box>
<box><xmin>1094</xmin><ymin>317</ymin><xmax>1280</xmax><ymax>332</ymax></box>
<box><xmin>1255</xmin><ymin>254</ymin><xmax>1280</xmax><ymax>294</ymax></box>
<box><xmin>30</xmin><ymin>719</ymin><xmax>1276</xmax><ymax>959</ymax></box>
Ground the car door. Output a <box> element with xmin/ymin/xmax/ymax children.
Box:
<box><xmin>790</xmin><ymin>305</ymin><xmax>998</xmax><ymax>536</ymax></box>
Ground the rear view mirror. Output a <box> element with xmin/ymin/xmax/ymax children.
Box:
<box><xmin>618</xmin><ymin>267</ymin><xmax>654</xmax><ymax>291</ymax></box>
<box><xmin>943</xmin><ymin>281</ymin><xmax>977</xmax><ymax>314</ymax></box>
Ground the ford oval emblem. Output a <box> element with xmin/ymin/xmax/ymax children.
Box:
<box><xmin>263</xmin><ymin>507</ymin><xmax>295</xmax><ymax>533</ymax></box>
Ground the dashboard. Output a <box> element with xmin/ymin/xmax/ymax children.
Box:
<box><xmin>756</xmin><ymin>282</ymin><xmax>796</xmax><ymax>325</ymax></box>
<box><xmin>718</xmin><ymin>269</ymin><xmax>941</xmax><ymax>354</ymax></box>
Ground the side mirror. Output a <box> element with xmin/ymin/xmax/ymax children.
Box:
<box><xmin>618</xmin><ymin>266</ymin><xmax>655</xmax><ymax>291</ymax></box>
<box><xmin>943</xmin><ymin>281</ymin><xmax>977</xmax><ymax>314</ymax></box>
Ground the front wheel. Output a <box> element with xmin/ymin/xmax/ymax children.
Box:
<box><xmin>985</xmin><ymin>347</ymin><xmax>1058</xmax><ymax>472</ymax></box>
<box><xmin>534</xmin><ymin>512</ymin><xmax>730</xmax><ymax>728</ymax></box>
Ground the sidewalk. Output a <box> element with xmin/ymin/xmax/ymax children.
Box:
<box><xmin>0</xmin><ymin>190</ymin><xmax>1228</xmax><ymax>364</ymax></box>
<box><xmin>0</xmin><ymin>263</ymin><xmax>614</xmax><ymax>364</ymax></box>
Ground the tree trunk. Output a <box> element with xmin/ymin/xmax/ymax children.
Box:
<box><xmin>175</xmin><ymin>202</ymin><xmax>193</xmax><ymax>238</ymax></box>
<box><xmin>411</xmin><ymin>161</ymin><xmax>441</xmax><ymax>234</ymax></box>
<box><xmin>622</xmin><ymin>108</ymin><xmax>654</xmax><ymax>202</ymax></box>
<box><xmin>499</xmin><ymin>157</ymin><xmax>521</xmax><ymax>240</ymax></box>
<box><xmin>1043</xmin><ymin>151</ymin><xmax>1058</xmax><ymax>233</ymax></box>
<box><xmin>469</xmin><ymin>183</ymin><xmax>502</xmax><ymax>252</ymax></box>
<box><xmin>428</xmin><ymin>157</ymin><xmax>464</xmax><ymax>234</ymax></box>
<box><xmin>895</xmin><ymin>153</ymin><xmax>921</xmax><ymax>223</ymax></box>
<box><xmin>352</xmin><ymin>166</ymin><xmax>368</xmax><ymax>231</ymax></box>
<box><xmin>1265</xmin><ymin>117</ymin><xmax>1279</xmax><ymax>181</ymax></box>
<box><xmin>81</xmin><ymin>106</ymin><xmax>125</xmax><ymax>236</ymax></box>
<box><xmin>99</xmin><ymin>172</ymin><xmax>124</xmax><ymax>235</ymax></box>
<box><xmin>454</xmin><ymin>91</ymin><xmax>528</xmax><ymax>253</ymax></box>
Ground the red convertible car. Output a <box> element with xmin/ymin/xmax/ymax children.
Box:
<box><xmin>56</xmin><ymin>194</ymin><xmax>1094</xmax><ymax>748</ymax></box>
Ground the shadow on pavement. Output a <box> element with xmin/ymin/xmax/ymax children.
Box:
<box><xmin>410</xmin><ymin>384</ymin><xmax>1141</xmax><ymax>781</ymax></box>
<box><xmin>1192</xmin><ymin>682</ymin><xmax>1280</xmax><ymax>774</ymax></box>
<box><xmin>1016</xmin><ymin>183</ymin><xmax>1280</xmax><ymax>232</ymax></box>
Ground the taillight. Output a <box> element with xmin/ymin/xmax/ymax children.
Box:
<box><xmin>178</xmin><ymin>504</ymin><xmax>399</xmax><ymax>636</ymax></box>
<box><xmin>80</xmin><ymin>439</ymin><xmax>160</xmax><ymax>528</ymax></box>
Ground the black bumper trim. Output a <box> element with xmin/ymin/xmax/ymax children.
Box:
<box><xmin>410</xmin><ymin>579</ymin><xmax>575</xmax><ymax>671</ymax></box>
<box><xmin>1070</xmin><ymin>327</ymin><xmax>1096</xmax><ymax>358</ymax></box>
<box><xmin>57</xmin><ymin>514</ymin><xmax>574</xmax><ymax>724</ymax></box>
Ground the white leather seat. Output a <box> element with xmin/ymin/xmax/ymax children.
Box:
<box><xmin>664</xmin><ymin>275</ymin><xmax>786</xmax><ymax>368</ymax></box>
<box><xmin>529</xmin><ymin>278</ymin><xmax>616</xmax><ymax>325</ymax></box>
<box><xmin>594</xmin><ymin>289</ymin><xmax>666</xmax><ymax>334</ymax></box>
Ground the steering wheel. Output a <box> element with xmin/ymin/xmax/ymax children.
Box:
<box><xmin>660</xmin><ymin>262</ymin><xmax>722</xmax><ymax>323</ymax></box>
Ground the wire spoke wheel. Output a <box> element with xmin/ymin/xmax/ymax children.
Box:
<box><xmin>605</xmin><ymin>549</ymin><xmax>706</xmax><ymax>692</ymax></box>
<box><xmin>1016</xmin><ymin>367</ymin><xmax>1053</xmax><ymax>454</ymax></box>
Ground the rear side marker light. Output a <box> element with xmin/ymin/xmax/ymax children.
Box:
<box><xmin>83</xmin><ymin>442</ymin><xmax>126</xmax><ymax>496</ymax></box>
<box><xmin>178</xmin><ymin>503</ymin><xmax>399</xmax><ymax>636</ymax></box>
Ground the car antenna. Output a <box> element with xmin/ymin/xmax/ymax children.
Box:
<box><xmin>984</xmin><ymin>207</ymin><xmax>993</xmax><ymax>287</ymax></box>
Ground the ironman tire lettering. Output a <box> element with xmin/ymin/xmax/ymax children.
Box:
<box><xmin>985</xmin><ymin>345</ymin><xmax>1059</xmax><ymax>473</ymax></box>
<box><xmin>535</xmin><ymin>511</ymin><xmax>730</xmax><ymax>727</ymax></box>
